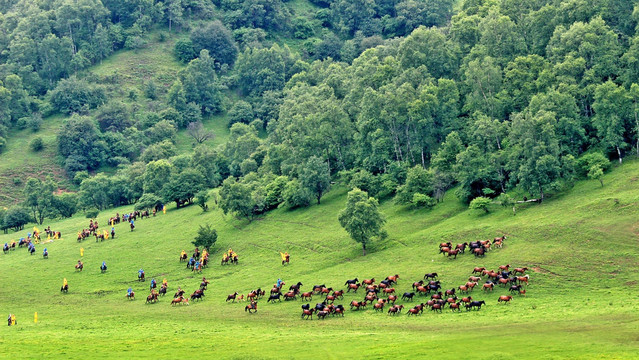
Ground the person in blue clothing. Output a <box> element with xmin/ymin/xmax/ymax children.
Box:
<box><xmin>193</xmin><ymin>260</ymin><xmax>200</xmax><ymax>272</ymax></box>
<box><xmin>111</xmin><ymin>227</ymin><xmax>115</xmax><ymax>239</ymax></box>
<box><xmin>138</xmin><ymin>268</ymin><xmax>145</xmax><ymax>281</ymax></box>
<box><xmin>127</xmin><ymin>287</ymin><xmax>133</xmax><ymax>296</ymax></box>
<box><xmin>277</xmin><ymin>278</ymin><xmax>282</xmax><ymax>288</ymax></box>
<box><xmin>150</xmin><ymin>278</ymin><xmax>157</xmax><ymax>289</ymax></box>
<box><xmin>101</xmin><ymin>261</ymin><xmax>107</xmax><ymax>272</ymax></box>
<box><xmin>43</xmin><ymin>248</ymin><xmax>48</xmax><ymax>258</ymax></box>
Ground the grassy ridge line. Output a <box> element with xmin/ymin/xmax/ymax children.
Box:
<box><xmin>0</xmin><ymin>161</ymin><xmax>638</xmax><ymax>358</ymax></box>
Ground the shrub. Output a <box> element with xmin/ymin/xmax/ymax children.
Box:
<box><xmin>28</xmin><ymin>114</ymin><xmax>43</xmax><ymax>132</ymax></box>
<box><xmin>469</xmin><ymin>197</ymin><xmax>492</xmax><ymax>213</ymax></box>
<box><xmin>30</xmin><ymin>137</ymin><xmax>44</xmax><ymax>152</ymax></box>
<box><xmin>85</xmin><ymin>208</ymin><xmax>99</xmax><ymax>219</ymax></box>
<box><xmin>412</xmin><ymin>193</ymin><xmax>436</xmax><ymax>208</ymax></box>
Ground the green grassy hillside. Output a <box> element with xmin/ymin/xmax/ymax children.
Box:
<box><xmin>1</xmin><ymin>160</ymin><xmax>638</xmax><ymax>359</ymax></box>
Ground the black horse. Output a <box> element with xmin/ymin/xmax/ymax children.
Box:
<box><xmin>402</xmin><ymin>292</ymin><xmax>415</xmax><ymax>301</ymax></box>
<box><xmin>60</xmin><ymin>284</ymin><xmax>69</xmax><ymax>293</ymax></box>
<box><xmin>344</xmin><ymin>278</ymin><xmax>359</xmax><ymax>285</ymax></box>
<box><xmin>267</xmin><ymin>293</ymin><xmax>282</xmax><ymax>303</ymax></box>
<box><xmin>466</xmin><ymin>300</ymin><xmax>486</xmax><ymax>311</ymax></box>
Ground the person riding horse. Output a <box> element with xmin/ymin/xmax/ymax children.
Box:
<box><xmin>43</xmin><ymin>248</ymin><xmax>48</xmax><ymax>258</ymax></box>
<box><xmin>150</xmin><ymin>278</ymin><xmax>157</xmax><ymax>290</ymax></box>
<box><xmin>138</xmin><ymin>269</ymin><xmax>145</xmax><ymax>281</ymax></box>
<box><xmin>101</xmin><ymin>261</ymin><xmax>107</xmax><ymax>273</ymax></box>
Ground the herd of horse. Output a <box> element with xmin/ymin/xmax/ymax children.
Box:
<box><xmin>225</xmin><ymin>264</ymin><xmax>530</xmax><ymax>318</ymax></box>
<box><xmin>439</xmin><ymin>236</ymin><xmax>507</xmax><ymax>259</ymax></box>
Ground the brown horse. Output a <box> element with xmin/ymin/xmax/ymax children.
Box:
<box><xmin>325</xmin><ymin>295</ymin><xmax>336</xmax><ymax>304</ymax></box>
<box><xmin>226</xmin><ymin>292</ymin><xmax>239</xmax><ymax>302</ymax></box>
<box><xmin>498</xmin><ymin>295</ymin><xmax>513</xmax><ymax>304</ymax></box>
<box><xmin>387</xmin><ymin>295</ymin><xmax>397</xmax><ymax>304</ymax></box>
<box><xmin>499</xmin><ymin>264</ymin><xmax>511</xmax><ymax>271</ymax></box>
<box><xmin>301</xmin><ymin>292</ymin><xmax>313</xmax><ymax>301</ymax></box>
<box><xmin>387</xmin><ymin>305</ymin><xmax>404</xmax><ymax>315</ymax></box>
<box><xmin>245</xmin><ymin>301</ymin><xmax>258</xmax><ymax>313</ymax></box>
<box><xmin>407</xmin><ymin>307</ymin><xmax>421</xmax><ymax>316</ymax></box>
<box><xmin>374</xmin><ymin>302</ymin><xmax>385</xmax><ymax>312</ymax></box>
<box><xmin>347</xmin><ymin>283</ymin><xmax>360</xmax><ymax>292</ymax></box>
<box><xmin>283</xmin><ymin>291</ymin><xmax>297</xmax><ymax>301</ymax></box>
<box><xmin>363</xmin><ymin>278</ymin><xmax>375</xmax><ymax>285</ymax></box>
<box><xmin>450</xmin><ymin>302</ymin><xmax>462</xmax><ymax>312</ymax></box>
<box><xmin>171</xmin><ymin>297</ymin><xmax>184</xmax><ymax>305</ymax></box>
<box><xmin>483</xmin><ymin>283</ymin><xmax>494</xmax><ymax>291</ymax></box>
<box><xmin>383</xmin><ymin>287</ymin><xmax>395</xmax><ymax>295</ymax></box>
<box><xmin>517</xmin><ymin>275</ymin><xmax>530</xmax><ymax>285</ymax></box>
<box><xmin>461</xmin><ymin>296</ymin><xmax>472</xmax><ymax>303</ymax></box>
<box><xmin>386</xmin><ymin>274</ymin><xmax>400</xmax><ymax>283</ymax></box>
<box><xmin>447</xmin><ymin>249</ymin><xmax>459</xmax><ymax>259</ymax></box>
<box><xmin>332</xmin><ymin>290</ymin><xmax>344</xmax><ymax>299</ymax></box>
<box><xmin>513</xmin><ymin>267</ymin><xmax>528</xmax><ymax>274</ymax></box>
<box><xmin>473</xmin><ymin>267</ymin><xmax>486</xmax><ymax>274</ymax></box>
<box><xmin>350</xmin><ymin>300</ymin><xmax>367</xmax><ymax>310</ymax></box>
<box><xmin>458</xmin><ymin>285</ymin><xmax>469</xmax><ymax>293</ymax></box>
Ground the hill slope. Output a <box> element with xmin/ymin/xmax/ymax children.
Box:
<box><xmin>0</xmin><ymin>161</ymin><xmax>638</xmax><ymax>358</ymax></box>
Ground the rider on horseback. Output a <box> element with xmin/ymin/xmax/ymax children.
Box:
<box><xmin>43</xmin><ymin>248</ymin><xmax>48</xmax><ymax>257</ymax></box>
<box><xmin>101</xmin><ymin>261</ymin><xmax>107</xmax><ymax>272</ymax></box>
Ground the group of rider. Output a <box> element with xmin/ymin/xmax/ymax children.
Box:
<box><xmin>185</xmin><ymin>247</ymin><xmax>210</xmax><ymax>272</ymax></box>
<box><xmin>222</xmin><ymin>248</ymin><xmax>238</xmax><ymax>264</ymax></box>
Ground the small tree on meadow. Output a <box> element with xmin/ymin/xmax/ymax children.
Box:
<box><xmin>588</xmin><ymin>165</ymin><xmax>604</xmax><ymax>187</ymax></box>
<box><xmin>469</xmin><ymin>196</ymin><xmax>492</xmax><ymax>213</ymax></box>
<box><xmin>338</xmin><ymin>188</ymin><xmax>386</xmax><ymax>256</ymax></box>
<box><xmin>192</xmin><ymin>224</ymin><xmax>217</xmax><ymax>250</ymax></box>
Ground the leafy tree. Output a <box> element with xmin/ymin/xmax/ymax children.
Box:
<box><xmin>469</xmin><ymin>196</ymin><xmax>492</xmax><ymax>213</ymax></box>
<box><xmin>140</xmin><ymin>140</ymin><xmax>177</xmax><ymax>162</ymax></box>
<box><xmin>508</xmin><ymin>110</ymin><xmax>563</xmax><ymax>202</ymax></box>
<box><xmin>227</xmin><ymin>101</ymin><xmax>254</xmax><ymax>125</ymax></box>
<box><xmin>338</xmin><ymin>188</ymin><xmax>386</xmax><ymax>256</ymax></box>
<box><xmin>135</xmin><ymin>193</ymin><xmax>163</xmax><ymax>211</ymax></box>
<box><xmin>395</xmin><ymin>166</ymin><xmax>433</xmax><ymax>205</ymax></box>
<box><xmin>192</xmin><ymin>224</ymin><xmax>217</xmax><ymax>250</ymax></box>
<box><xmin>53</xmin><ymin>193</ymin><xmax>78</xmax><ymax>218</ymax></box>
<box><xmin>23</xmin><ymin>177</ymin><xmax>56</xmax><ymax>224</ymax></box>
<box><xmin>282</xmin><ymin>179</ymin><xmax>312</xmax><ymax>208</ymax></box>
<box><xmin>3</xmin><ymin>206</ymin><xmax>31</xmax><ymax>231</ymax></box>
<box><xmin>58</xmin><ymin>115</ymin><xmax>105</xmax><ymax>171</ymax></box>
<box><xmin>190</xmin><ymin>20</ymin><xmax>239</xmax><ymax>66</ymax></box>
<box><xmin>196</xmin><ymin>190</ymin><xmax>210</xmax><ymax>212</ymax></box>
<box><xmin>219</xmin><ymin>177</ymin><xmax>255</xmax><ymax>221</ymax></box>
<box><xmin>144</xmin><ymin>159</ymin><xmax>174</xmax><ymax>195</ymax></box>
<box><xmin>49</xmin><ymin>77</ymin><xmax>106</xmax><ymax>114</ymax></box>
<box><xmin>588</xmin><ymin>165</ymin><xmax>604</xmax><ymax>187</ymax></box>
<box><xmin>182</xmin><ymin>50</ymin><xmax>225</xmax><ymax>115</ymax></box>
<box><xmin>174</xmin><ymin>39</ymin><xmax>196</xmax><ymax>62</ymax></box>
<box><xmin>300</xmin><ymin>156</ymin><xmax>331</xmax><ymax>205</ymax></box>
<box><xmin>576</xmin><ymin>153</ymin><xmax>610</xmax><ymax>177</ymax></box>
<box><xmin>592</xmin><ymin>80</ymin><xmax>631</xmax><ymax>163</ymax></box>
<box><xmin>161</xmin><ymin>169</ymin><xmax>205</xmax><ymax>207</ymax></box>
<box><xmin>95</xmin><ymin>101</ymin><xmax>131</xmax><ymax>132</ymax></box>
<box><xmin>78</xmin><ymin>174</ymin><xmax>111</xmax><ymax>210</ymax></box>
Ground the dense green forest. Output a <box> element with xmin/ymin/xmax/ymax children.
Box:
<box><xmin>1</xmin><ymin>0</ymin><xmax>638</xmax><ymax>229</ymax></box>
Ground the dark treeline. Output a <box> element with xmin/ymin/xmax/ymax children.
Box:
<box><xmin>2</xmin><ymin>0</ymin><xmax>638</xmax><ymax>229</ymax></box>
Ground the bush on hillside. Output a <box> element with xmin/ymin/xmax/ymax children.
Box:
<box><xmin>30</xmin><ymin>137</ymin><xmax>43</xmax><ymax>152</ymax></box>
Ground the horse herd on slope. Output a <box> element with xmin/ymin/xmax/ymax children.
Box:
<box><xmin>226</xmin><ymin>264</ymin><xmax>531</xmax><ymax>318</ymax></box>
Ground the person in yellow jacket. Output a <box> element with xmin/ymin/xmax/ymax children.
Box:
<box><xmin>162</xmin><ymin>278</ymin><xmax>168</xmax><ymax>287</ymax></box>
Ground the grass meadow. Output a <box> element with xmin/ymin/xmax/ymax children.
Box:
<box><xmin>1</xmin><ymin>160</ymin><xmax>638</xmax><ymax>359</ymax></box>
